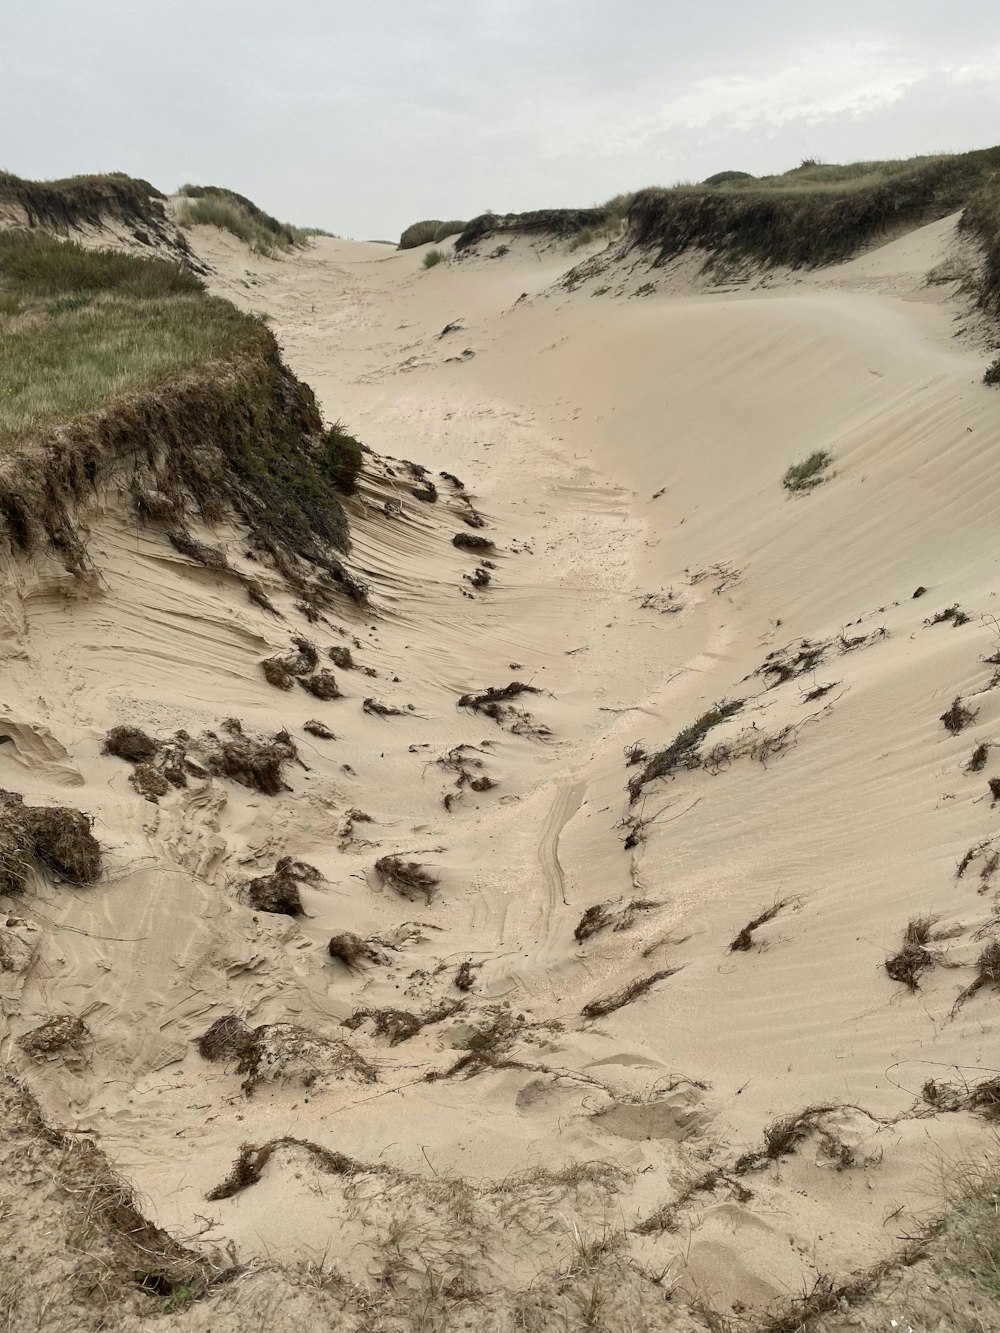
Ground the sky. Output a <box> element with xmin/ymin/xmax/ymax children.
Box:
<box><xmin>4</xmin><ymin>0</ymin><xmax>1000</xmax><ymax>240</ymax></box>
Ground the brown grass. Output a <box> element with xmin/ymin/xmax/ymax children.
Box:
<box><xmin>375</xmin><ymin>854</ymin><xmax>439</xmax><ymax>903</ymax></box>
<box><xmin>941</xmin><ymin>696</ymin><xmax>978</xmax><ymax>734</ymax></box>
<box><xmin>103</xmin><ymin>725</ymin><xmax>160</xmax><ymax>763</ymax></box>
<box><xmin>952</xmin><ymin>939</ymin><xmax>1000</xmax><ymax>1014</ymax></box>
<box><xmin>735</xmin><ymin>1103</ymin><xmax>842</xmax><ymax>1173</ymax></box>
<box><xmin>581</xmin><ymin>967</ymin><xmax>679</xmax><ymax>1019</ymax></box>
<box><xmin>728</xmin><ymin>897</ymin><xmax>794</xmax><ymax>951</ymax></box>
<box><xmin>885</xmin><ymin>915</ymin><xmax>937</xmax><ymax>990</ymax></box>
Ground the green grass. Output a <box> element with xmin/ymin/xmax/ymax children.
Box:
<box><xmin>177</xmin><ymin>184</ymin><xmax>306</xmax><ymax>255</ymax></box>
<box><xmin>0</xmin><ymin>232</ymin><xmax>241</xmax><ymax>441</ymax></box>
<box><xmin>422</xmin><ymin>248</ymin><xmax>445</xmax><ymax>269</ymax></box>
<box><xmin>628</xmin><ymin>147</ymin><xmax>1000</xmax><ymax>271</ymax></box>
<box><xmin>0</xmin><ymin>220</ymin><xmax>363</xmax><ymax>592</ymax></box>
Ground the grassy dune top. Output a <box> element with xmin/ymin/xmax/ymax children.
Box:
<box><xmin>177</xmin><ymin>183</ymin><xmax>311</xmax><ymax>256</ymax></box>
<box><xmin>0</xmin><ymin>231</ymin><xmax>248</xmax><ymax>443</ymax></box>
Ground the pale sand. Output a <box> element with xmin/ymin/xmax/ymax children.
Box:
<box><xmin>4</xmin><ymin>212</ymin><xmax>1000</xmax><ymax>1323</ymax></box>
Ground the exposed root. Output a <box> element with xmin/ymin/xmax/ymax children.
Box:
<box><xmin>344</xmin><ymin>999</ymin><xmax>462</xmax><ymax>1046</ymax></box>
<box><xmin>363</xmin><ymin>697</ymin><xmax>406</xmax><ymax>717</ymax></box>
<box><xmin>166</xmin><ymin>525</ymin><xmax>228</xmax><ymax>569</ymax></box>
<box><xmin>734</xmin><ymin>1103</ymin><xmax>843</xmax><ymax>1173</ymax></box>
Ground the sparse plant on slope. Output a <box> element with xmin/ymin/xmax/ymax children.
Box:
<box><xmin>423</xmin><ymin>248</ymin><xmax>445</xmax><ymax>269</ymax></box>
<box><xmin>783</xmin><ymin>449</ymin><xmax>832</xmax><ymax>493</ymax></box>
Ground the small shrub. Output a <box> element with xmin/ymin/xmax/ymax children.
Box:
<box><xmin>968</xmin><ymin>743</ymin><xmax>991</xmax><ymax>773</ymax></box>
<box><xmin>783</xmin><ymin>450</ymin><xmax>832</xmax><ymax>493</ymax></box>
<box><xmin>423</xmin><ymin>249</ymin><xmax>445</xmax><ymax>269</ymax></box>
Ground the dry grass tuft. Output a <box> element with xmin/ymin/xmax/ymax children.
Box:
<box><xmin>327</xmin><ymin>931</ymin><xmax>389</xmax><ymax>968</ymax></box>
<box><xmin>303</xmin><ymin>718</ymin><xmax>336</xmax><ymax>739</ymax></box>
<box><xmin>581</xmin><ymin>968</ymin><xmax>679</xmax><ymax>1019</ymax></box>
<box><xmin>952</xmin><ymin>939</ymin><xmax>1000</xmax><ymax>1014</ymax></box>
<box><xmin>166</xmin><ymin>525</ymin><xmax>228</xmax><ymax>569</ymax></box>
<box><xmin>574</xmin><ymin>898</ymin><xmax>659</xmax><ymax>942</ymax></box>
<box><xmin>198</xmin><ymin>1014</ymin><xmax>252</xmax><ymax>1062</ymax></box>
<box><xmin>885</xmin><ymin>915</ymin><xmax>937</xmax><ymax>990</ymax></box>
<box><xmin>375</xmin><ymin>854</ymin><xmax>439</xmax><ymax>903</ymax></box>
<box><xmin>628</xmin><ymin>699</ymin><xmax>743</xmax><ymax>801</ymax></box>
<box><xmin>18</xmin><ymin>1014</ymin><xmax>90</xmax><ymax>1059</ymax></box>
<box><xmin>941</xmin><ymin>696</ymin><xmax>978</xmax><ymax>734</ymax></box>
<box><xmin>729</xmin><ymin>898</ymin><xmax>795</xmax><ymax>952</ymax></box>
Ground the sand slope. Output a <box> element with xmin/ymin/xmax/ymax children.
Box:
<box><xmin>4</xmin><ymin>215</ymin><xmax>1000</xmax><ymax>1330</ymax></box>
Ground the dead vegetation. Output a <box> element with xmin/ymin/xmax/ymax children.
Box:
<box><xmin>734</xmin><ymin>1103</ymin><xmax>843</xmax><ymax>1173</ymax></box>
<box><xmin>17</xmin><ymin>1014</ymin><xmax>90</xmax><ymax>1059</ymax></box>
<box><xmin>634</xmin><ymin>1169</ymin><xmax>753</xmax><ymax>1235</ymax></box>
<box><xmin>457</xmin><ymin>682</ymin><xmax>550</xmax><ymax>736</ymax></box>
<box><xmin>242</xmin><ymin>857</ymin><xmax>323</xmax><ymax>916</ymax></box>
<box><xmin>941</xmin><ymin>696</ymin><xmax>978</xmax><ymax>734</ymax></box>
<box><xmin>363</xmin><ymin>696</ymin><xmax>407</xmax><ymax>717</ymax></box>
<box><xmin>885</xmin><ymin>916</ymin><xmax>938</xmax><ymax>990</ymax></box>
<box><xmin>925</xmin><ymin>603</ymin><xmax>972</xmax><ymax>627</ymax></box>
<box><xmin>261</xmin><ymin>634</ymin><xmax>340</xmax><ymax>698</ymax></box>
<box><xmin>303</xmin><ymin>718</ymin><xmax>336</xmax><ymax>738</ymax></box>
<box><xmin>455</xmin><ymin>959</ymin><xmax>479</xmax><ymax>990</ymax></box>
<box><xmin>922</xmin><ymin>1071</ymin><xmax>1000</xmax><ymax>1119</ymax></box>
<box><xmin>327</xmin><ymin>931</ymin><xmax>391</xmax><ymax>968</ymax></box>
<box><xmin>952</xmin><ymin>939</ymin><xmax>1000</xmax><ymax>1014</ymax></box>
<box><xmin>375</xmin><ymin>854</ymin><xmax>439</xmax><ymax>903</ymax></box>
<box><xmin>0</xmin><ymin>1072</ymin><xmax>211</xmax><ymax>1317</ymax></box>
<box><xmin>103</xmin><ymin>724</ymin><xmax>160</xmax><ymax>763</ymax></box>
<box><xmin>344</xmin><ymin>998</ymin><xmax>462</xmax><ymax>1046</ymax></box>
<box><xmin>574</xmin><ymin>898</ymin><xmax>659</xmax><ymax>942</ymax></box>
<box><xmin>453</xmin><ymin>531</ymin><xmax>495</xmax><ymax>550</ymax></box>
<box><xmin>198</xmin><ymin>1014</ymin><xmax>252</xmax><ymax>1062</ymax></box>
<box><xmin>435</xmin><ymin>743</ymin><xmax>497</xmax><ymax>809</ymax></box>
<box><xmin>199</xmin><ymin>1017</ymin><xmax>375</xmax><ymax>1095</ymax></box>
<box><xmin>729</xmin><ymin>897</ymin><xmax>796</xmax><ymax>952</ymax></box>
<box><xmin>628</xmin><ymin>699</ymin><xmax>743</xmax><ymax>801</ymax></box>
<box><xmin>967</xmin><ymin>742</ymin><xmax>991</xmax><ymax>772</ymax></box>
<box><xmin>581</xmin><ymin>967</ymin><xmax>679</xmax><ymax>1019</ymax></box>
<box><xmin>0</xmin><ymin>789</ymin><xmax>102</xmax><ymax>891</ymax></box>
<box><xmin>166</xmin><ymin>525</ymin><xmax>228</xmax><ymax>569</ymax></box>
<box><xmin>102</xmin><ymin>718</ymin><xmax>299</xmax><ymax>796</ymax></box>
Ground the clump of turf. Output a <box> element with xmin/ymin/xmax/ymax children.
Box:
<box><xmin>18</xmin><ymin>1014</ymin><xmax>90</xmax><ymax>1059</ymax></box>
<box><xmin>327</xmin><ymin>931</ymin><xmax>389</xmax><ymax>968</ymax></box>
<box><xmin>198</xmin><ymin>1014</ymin><xmax>252</xmax><ymax>1062</ymax></box>
<box><xmin>243</xmin><ymin>857</ymin><xmax>323</xmax><ymax>917</ymax></box>
<box><xmin>884</xmin><ymin>916</ymin><xmax>937</xmax><ymax>990</ymax></box>
<box><xmin>103</xmin><ymin>725</ymin><xmax>160</xmax><ymax>763</ymax></box>
<box><xmin>375</xmin><ymin>855</ymin><xmax>438</xmax><ymax>903</ymax></box>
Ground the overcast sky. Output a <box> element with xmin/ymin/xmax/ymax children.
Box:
<box><xmin>4</xmin><ymin>1</ymin><xmax>1000</xmax><ymax>240</ymax></box>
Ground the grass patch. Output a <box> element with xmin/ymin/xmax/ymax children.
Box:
<box><xmin>0</xmin><ymin>224</ymin><xmax>365</xmax><ymax>597</ymax></box>
<box><xmin>422</xmin><ymin>248</ymin><xmax>445</xmax><ymax>269</ymax></box>
<box><xmin>629</xmin><ymin>147</ymin><xmax>1000</xmax><ymax>271</ymax></box>
<box><xmin>399</xmin><ymin>219</ymin><xmax>468</xmax><ymax>248</ymax></box>
<box><xmin>177</xmin><ymin>183</ymin><xmax>305</xmax><ymax>255</ymax></box>
<box><xmin>783</xmin><ymin>449</ymin><xmax>832</xmax><ymax>493</ymax></box>
<box><xmin>941</xmin><ymin>696</ymin><xmax>978</xmax><ymax>734</ymax></box>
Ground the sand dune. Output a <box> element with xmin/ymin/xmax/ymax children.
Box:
<box><xmin>4</xmin><ymin>208</ymin><xmax>1000</xmax><ymax>1330</ymax></box>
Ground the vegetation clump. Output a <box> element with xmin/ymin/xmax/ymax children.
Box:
<box><xmin>884</xmin><ymin>916</ymin><xmax>937</xmax><ymax>990</ymax></box>
<box><xmin>198</xmin><ymin>1014</ymin><xmax>251</xmax><ymax>1062</ymax></box>
<box><xmin>0</xmin><ymin>201</ymin><xmax>367</xmax><ymax>603</ymax></box>
<box><xmin>628</xmin><ymin>699</ymin><xmax>743</xmax><ymax>801</ymax></box>
<box><xmin>729</xmin><ymin>898</ymin><xmax>795</xmax><ymax>952</ymax></box>
<box><xmin>422</xmin><ymin>249</ymin><xmax>445</xmax><ymax>269</ymax></box>
<box><xmin>375</xmin><ymin>854</ymin><xmax>438</xmax><ymax>903</ymax></box>
<box><xmin>941</xmin><ymin>696</ymin><xmax>978</xmax><ymax>734</ymax></box>
<box><xmin>952</xmin><ymin>940</ymin><xmax>1000</xmax><ymax>1014</ymax></box>
<box><xmin>581</xmin><ymin>968</ymin><xmax>679</xmax><ymax>1019</ymax></box>
<box><xmin>453</xmin><ymin>531</ymin><xmax>494</xmax><ymax>550</ymax></box>
<box><xmin>103</xmin><ymin>725</ymin><xmax>160</xmax><ymax>764</ymax></box>
<box><xmin>177</xmin><ymin>184</ymin><xmax>306</xmax><ymax>254</ymax></box>
<box><xmin>243</xmin><ymin>857</ymin><xmax>322</xmax><ymax>917</ymax></box>
<box><xmin>574</xmin><ymin>898</ymin><xmax>659</xmax><ymax>942</ymax></box>
<box><xmin>18</xmin><ymin>1014</ymin><xmax>90</xmax><ymax>1059</ymax></box>
<box><xmin>925</xmin><ymin>604</ymin><xmax>971</xmax><ymax>626</ymax></box>
<box><xmin>783</xmin><ymin>449</ymin><xmax>832</xmax><ymax>493</ymax></box>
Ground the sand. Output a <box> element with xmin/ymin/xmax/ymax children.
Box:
<box><xmin>4</xmin><ymin>211</ymin><xmax>1000</xmax><ymax>1329</ymax></box>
